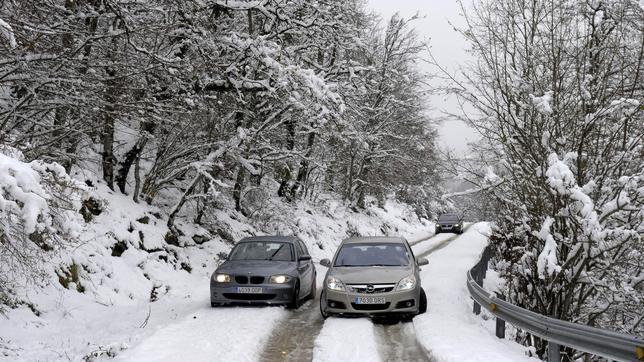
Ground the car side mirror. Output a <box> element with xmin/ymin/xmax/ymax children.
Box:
<box><xmin>299</xmin><ymin>255</ymin><xmax>312</xmax><ymax>262</ymax></box>
<box><xmin>217</xmin><ymin>252</ymin><xmax>228</xmax><ymax>261</ymax></box>
<box><xmin>418</xmin><ymin>258</ymin><xmax>429</xmax><ymax>266</ymax></box>
<box><xmin>320</xmin><ymin>258</ymin><xmax>331</xmax><ymax>267</ymax></box>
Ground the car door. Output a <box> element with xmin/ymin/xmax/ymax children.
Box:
<box><xmin>295</xmin><ymin>240</ymin><xmax>313</xmax><ymax>295</ymax></box>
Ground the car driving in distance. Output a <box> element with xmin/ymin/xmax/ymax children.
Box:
<box><xmin>319</xmin><ymin>236</ymin><xmax>428</xmax><ymax>319</ymax></box>
<box><xmin>435</xmin><ymin>213</ymin><xmax>464</xmax><ymax>234</ymax></box>
<box><xmin>210</xmin><ymin>236</ymin><xmax>316</xmax><ymax>309</ymax></box>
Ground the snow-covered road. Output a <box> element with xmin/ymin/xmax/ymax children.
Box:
<box><xmin>115</xmin><ymin>224</ymin><xmax>536</xmax><ymax>362</ymax></box>
<box><xmin>413</xmin><ymin>223</ymin><xmax>539</xmax><ymax>362</ymax></box>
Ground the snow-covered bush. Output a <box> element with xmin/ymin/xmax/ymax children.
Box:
<box><xmin>0</xmin><ymin>147</ymin><xmax>86</xmax><ymax>312</ymax></box>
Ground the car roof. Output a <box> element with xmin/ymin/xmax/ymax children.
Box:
<box><xmin>239</xmin><ymin>236</ymin><xmax>300</xmax><ymax>244</ymax></box>
<box><xmin>341</xmin><ymin>236</ymin><xmax>407</xmax><ymax>245</ymax></box>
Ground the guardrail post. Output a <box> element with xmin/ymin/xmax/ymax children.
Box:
<box><xmin>547</xmin><ymin>341</ymin><xmax>561</xmax><ymax>362</ymax></box>
<box><xmin>473</xmin><ymin>297</ymin><xmax>481</xmax><ymax>315</ymax></box>
<box><xmin>495</xmin><ymin>293</ymin><xmax>505</xmax><ymax>339</ymax></box>
<box><xmin>472</xmin><ymin>261</ymin><xmax>482</xmax><ymax>315</ymax></box>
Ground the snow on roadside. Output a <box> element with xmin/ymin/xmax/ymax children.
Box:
<box><xmin>312</xmin><ymin>318</ymin><xmax>381</xmax><ymax>362</ymax></box>
<box><xmin>117</xmin><ymin>306</ymin><xmax>287</xmax><ymax>362</ymax></box>
<box><xmin>413</xmin><ymin>223</ymin><xmax>539</xmax><ymax>362</ymax></box>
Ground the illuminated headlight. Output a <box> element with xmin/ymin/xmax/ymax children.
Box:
<box><xmin>326</xmin><ymin>276</ymin><xmax>345</xmax><ymax>291</ymax></box>
<box><xmin>396</xmin><ymin>275</ymin><xmax>416</xmax><ymax>291</ymax></box>
<box><xmin>214</xmin><ymin>273</ymin><xmax>231</xmax><ymax>283</ymax></box>
<box><xmin>269</xmin><ymin>275</ymin><xmax>291</xmax><ymax>284</ymax></box>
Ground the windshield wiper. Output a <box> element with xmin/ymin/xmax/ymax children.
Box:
<box><xmin>267</xmin><ymin>245</ymin><xmax>285</xmax><ymax>261</ymax></box>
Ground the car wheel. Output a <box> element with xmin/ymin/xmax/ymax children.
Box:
<box><xmin>418</xmin><ymin>288</ymin><xmax>427</xmax><ymax>314</ymax></box>
<box><xmin>211</xmin><ymin>302</ymin><xmax>218</xmax><ymax>307</ymax></box>
<box><xmin>319</xmin><ymin>290</ymin><xmax>329</xmax><ymax>319</ymax></box>
<box><xmin>287</xmin><ymin>280</ymin><xmax>301</xmax><ymax>309</ymax></box>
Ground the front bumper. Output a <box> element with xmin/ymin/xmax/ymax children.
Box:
<box><xmin>436</xmin><ymin>224</ymin><xmax>461</xmax><ymax>233</ymax></box>
<box><xmin>210</xmin><ymin>281</ymin><xmax>296</xmax><ymax>305</ymax></box>
<box><xmin>323</xmin><ymin>288</ymin><xmax>420</xmax><ymax>316</ymax></box>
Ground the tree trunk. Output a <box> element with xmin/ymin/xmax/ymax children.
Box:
<box><xmin>101</xmin><ymin>105</ymin><xmax>115</xmax><ymax>189</ymax></box>
<box><xmin>233</xmin><ymin>167</ymin><xmax>246</xmax><ymax>213</ymax></box>
<box><xmin>291</xmin><ymin>131</ymin><xmax>315</xmax><ymax>197</ymax></box>
<box><xmin>115</xmin><ymin>121</ymin><xmax>155</xmax><ymax>193</ymax></box>
<box><xmin>277</xmin><ymin>116</ymin><xmax>296</xmax><ymax>199</ymax></box>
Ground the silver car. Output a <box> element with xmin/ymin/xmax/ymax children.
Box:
<box><xmin>210</xmin><ymin>236</ymin><xmax>316</xmax><ymax>309</ymax></box>
<box><xmin>319</xmin><ymin>236</ymin><xmax>428</xmax><ymax>319</ymax></box>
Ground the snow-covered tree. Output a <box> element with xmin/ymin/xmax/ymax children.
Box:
<box><xmin>452</xmin><ymin>0</ymin><xmax>643</xmax><ymax>358</ymax></box>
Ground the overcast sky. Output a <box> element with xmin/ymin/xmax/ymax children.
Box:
<box><xmin>366</xmin><ymin>0</ymin><xmax>479</xmax><ymax>155</ymax></box>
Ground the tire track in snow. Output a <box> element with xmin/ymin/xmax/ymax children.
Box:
<box><xmin>373</xmin><ymin>319</ymin><xmax>435</xmax><ymax>362</ymax></box>
<box><xmin>259</xmin><ymin>275</ymin><xmax>324</xmax><ymax>362</ymax></box>
<box><xmin>416</xmin><ymin>224</ymin><xmax>473</xmax><ymax>259</ymax></box>
<box><xmin>374</xmin><ymin>225</ymin><xmax>473</xmax><ymax>362</ymax></box>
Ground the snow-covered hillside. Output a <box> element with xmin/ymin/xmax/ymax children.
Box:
<box><xmin>0</xmin><ymin>168</ymin><xmax>431</xmax><ymax>360</ymax></box>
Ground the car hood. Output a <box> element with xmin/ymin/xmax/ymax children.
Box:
<box><xmin>215</xmin><ymin>260</ymin><xmax>297</xmax><ymax>276</ymax></box>
<box><xmin>329</xmin><ymin>266</ymin><xmax>413</xmax><ymax>284</ymax></box>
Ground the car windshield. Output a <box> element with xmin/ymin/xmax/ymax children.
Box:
<box><xmin>439</xmin><ymin>215</ymin><xmax>459</xmax><ymax>222</ymax></box>
<box><xmin>334</xmin><ymin>243</ymin><xmax>410</xmax><ymax>267</ymax></box>
<box><xmin>229</xmin><ymin>242</ymin><xmax>294</xmax><ymax>261</ymax></box>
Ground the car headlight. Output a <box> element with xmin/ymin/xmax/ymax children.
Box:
<box><xmin>213</xmin><ymin>273</ymin><xmax>231</xmax><ymax>283</ymax></box>
<box><xmin>269</xmin><ymin>275</ymin><xmax>291</xmax><ymax>284</ymax></box>
<box><xmin>326</xmin><ymin>276</ymin><xmax>345</xmax><ymax>291</ymax></box>
<box><xmin>396</xmin><ymin>275</ymin><xmax>416</xmax><ymax>291</ymax></box>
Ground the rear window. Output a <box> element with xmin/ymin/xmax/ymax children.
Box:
<box><xmin>334</xmin><ymin>243</ymin><xmax>410</xmax><ymax>267</ymax></box>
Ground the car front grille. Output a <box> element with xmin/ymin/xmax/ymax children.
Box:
<box><xmin>348</xmin><ymin>284</ymin><xmax>396</xmax><ymax>294</ymax></box>
<box><xmin>250</xmin><ymin>276</ymin><xmax>264</xmax><ymax>284</ymax></box>
<box><xmin>351</xmin><ymin>302</ymin><xmax>391</xmax><ymax>311</ymax></box>
<box><xmin>234</xmin><ymin>275</ymin><xmax>265</xmax><ymax>284</ymax></box>
<box><xmin>223</xmin><ymin>293</ymin><xmax>276</xmax><ymax>301</ymax></box>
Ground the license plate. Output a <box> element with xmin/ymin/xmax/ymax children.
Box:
<box><xmin>355</xmin><ymin>297</ymin><xmax>386</xmax><ymax>304</ymax></box>
<box><xmin>237</xmin><ymin>287</ymin><xmax>262</xmax><ymax>294</ymax></box>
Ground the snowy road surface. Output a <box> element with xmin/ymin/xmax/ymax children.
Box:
<box><xmin>117</xmin><ymin>224</ymin><xmax>536</xmax><ymax>362</ymax></box>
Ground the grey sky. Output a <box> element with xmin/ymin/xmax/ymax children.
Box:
<box><xmin>366</xmin><ymin>0</ymin><xmax>480</xmax><ymax>155</ymax></box>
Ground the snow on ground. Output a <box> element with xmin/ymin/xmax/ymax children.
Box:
<box><xmin>117</xmin><ymin>306</ymin><xmax>287</xmax><ymax>362</ymax></box>
<box><xmin>413</xmin><ymin>223</ymin><xmax>539</xmax><ymax>362</ymax></box>
<box><xmin>312</xmin><ymin>318</ymin><xmax>381</xmax><ymax>362</ymax></box>
<box><xmin>0</xmin><ymin>171</ymin><xmax>432</xmax><ymax>361</ymax></box>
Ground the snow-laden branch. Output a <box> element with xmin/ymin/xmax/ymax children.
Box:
<box><xmin>0</xmin><ymin>18</ymin><xmax>16</xmax><ymax>49</ymax></box>
<box><xmin>441</xmin><ymin>168</ymin><xmax>503</xmax><ymax>200</ymax></box>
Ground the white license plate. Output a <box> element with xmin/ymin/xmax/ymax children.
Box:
<box><xmin>237</xmin><ymin>287</ymin><xmax>262</xmax><ymax>294</ymax></box>
<box><xmin>355</xmin><ymin>296</ymin><xmax>386</xmax><ymax>304</ymax></box>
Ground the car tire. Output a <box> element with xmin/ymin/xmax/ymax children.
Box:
<box><xmin>418</xmin><ymin>288</ymin><xmax>427</xmax><ymax>314</ymax></box>
<box><xmin>319</xmin><ymin>290</ymin><xmax>329</xmax><ymax>319</ymax></box>
<box><xmin>287</xmin><ymin>280</ymin><xmax>301</xmax><ymax>309</ymax></box>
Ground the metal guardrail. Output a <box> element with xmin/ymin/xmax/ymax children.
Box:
<box><xmin>467</xmin><ymin>246</ymin><xmax>644</xmax><ymax>362</ymax></box>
